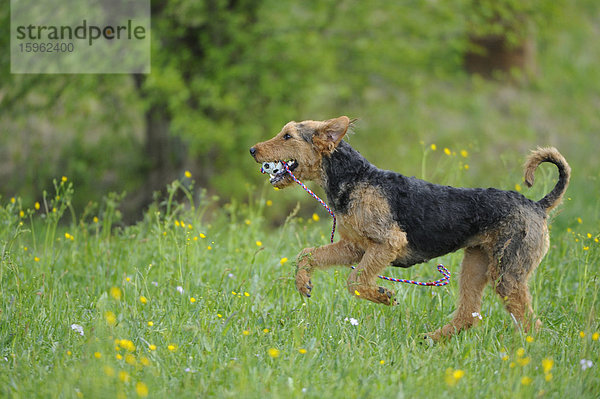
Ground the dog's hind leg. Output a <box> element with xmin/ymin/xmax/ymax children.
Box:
<box><xmin>295</xmin><ymin>239</ymin><xmax>364</xmax><ymax>297</ymax></box>
<box><xmin>426</xmin><ymin>246</ymin><xmax>490</xmax><ymax>341</ymax></box>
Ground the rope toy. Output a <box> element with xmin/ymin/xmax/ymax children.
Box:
<box><xmin>261</xmin><ymin>161</ymin><xmax>451</xmax><ymax>287</ymax></box>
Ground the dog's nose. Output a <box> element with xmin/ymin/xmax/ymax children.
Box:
<box><xmin>249</xmin><ymin>147</ymin><xmax>257</xmax><ymax>158</ymax></box>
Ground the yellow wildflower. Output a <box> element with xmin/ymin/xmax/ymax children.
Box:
<box><xmin>184</xmin><ymin>170</ymin><xmax>192</xmax><ymax>178</ymax></box>
<box><xmin>542</xmin><ymin>358</ymin><xmax>554</xmax><ymax>373</ymax></box>
<box><xmin>430</xmin><ymin>144</ymin><xmax>437</xmax><ymax>151</ymax></box>
<box><xmin>256</xmin><ymin>240</ymin><xmax>262</xmax><ymax>247</ymax></box>
<box><xmin>460</xmin><ymin>150</ymin><xmax>468</xmax><ymax>158</ymax></box>
<box><xmin>104</xmin><ymin>311</ymin><xmax>117</xmax><ymax>326</ymax></box>
<box><xmin>299</xmin><ymin>348</ymin><xmax>307</xmax><ymax>354</ymax></box>
<box><xmin>135</xmin><ymin>382</ymin><xmax>149</xmax><ymax>397</ymax></box>
<box><xmin>312</xmin><ymin>213</ymin><xmax>320</xmax><ymax>222</ymax></box>
<box><xmin>521</xmin><ymin>376</ymin><xmax>532</xmax><ymax>386</ymax></box>
<box><xmin>35</xmin><ymin>202</ymin><xmax>40</xmax><ymax>210</ymax></box>
<box><xmin>280</xmin><ymin>257</ymin><xmax>289</xmax><ymax>265</ymax></box>
<box><xmin>94</xmin><ymin>352</ymin><xmax>102</xmax><ymax>359</ymax></box>
<box><xmin>268</xmin><ymin>348</ymin><xmax>280</xmax><ymax>358</ymax></box>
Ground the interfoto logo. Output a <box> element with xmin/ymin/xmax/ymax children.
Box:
<box><xmin>11</xmin><ymin>0</ymin><xmax>150</xmax><ymax>74</ymax></box>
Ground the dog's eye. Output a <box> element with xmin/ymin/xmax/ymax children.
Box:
<box><xmin>283</xmin><ymin>133</ymin><xmax>292</xmax><ymax>140</ymax></box>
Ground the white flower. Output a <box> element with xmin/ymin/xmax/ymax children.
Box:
<box><xmin>228</xmin><ymin>273</ymin><xmax>234</xmax><ymax>279</ymax></box>
<box><xmin>345</xmin><ymin>317</ymin><xmax>359</xmax><ymax>326</ymax></box>
<box><xmin>580</xmin><ymin>359</ymin><xmax>593</xmax><ymax>370</ymax></box>
<box><xmin>70</xmin><ymin>324</ymin><xmax>84</xmax><ymax>336</ymax></box>
<box><xmin>472</xmin><ymin>312</ymin><xmax>482</xmax><ymax>320</ymax></box>
<box><xmin>176</xmin><ymin>286</ymin><xmax>184</xmax><ymax>294</ymax></box>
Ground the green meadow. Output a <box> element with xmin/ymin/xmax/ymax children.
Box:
<box><xmin>0</xmin><ymin>151</ymin><xmax>598</xmax><ymax>398</ymax></box>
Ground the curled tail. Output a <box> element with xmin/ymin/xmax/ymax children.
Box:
<box><xmin>524</xmin><ymin>147</ymin><xmax>571</xmax><ymax>212</ymax></box>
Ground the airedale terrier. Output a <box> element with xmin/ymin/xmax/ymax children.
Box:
<box><xmin>249</xmin><ymin>116</ymin><xmax>570</xmax><ymax>340</ymax></box>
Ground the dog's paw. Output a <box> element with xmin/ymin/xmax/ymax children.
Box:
<box><xmin>378</xmin><ymin>286</ymin><xmax>397</xmax><ymax>306</ymax></box>
<box><xmin>295</xmin><ymin>269</ymin><xmax>313</xmax><ymax>297</ymax></box>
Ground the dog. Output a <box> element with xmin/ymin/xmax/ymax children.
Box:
<box><xmin>249</xmin><ymin>116</ymin><xmax>570</xmax><ymax>340</ymax></box>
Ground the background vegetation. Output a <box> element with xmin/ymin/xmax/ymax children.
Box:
<box><xmin>0</xmin><ymin>0</ymin><xmax>599</xmax><ymax>397</ymax></box>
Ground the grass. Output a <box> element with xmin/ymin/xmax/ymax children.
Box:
<box><xmin>0</xmin><ymin>154</ymin><xmax>599</xmax><ymax>399</ymax></box>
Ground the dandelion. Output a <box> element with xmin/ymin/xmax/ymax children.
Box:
<box><xmin>184</xmin><ymin>170</ymin><xmax>192</xmax><ymax>178</ymax></box>
<box><xmin>592</xmin><ymin>332</ymin><xmax>599</xmax><ymax>341</ymax></box>
<box><xmin>380</xmin><ymin>360</ymin><xmax>385</xmax><ymax>365</ymax></box>
<box><xmin>267</xmin><ymin>348</ymin><xmax>280</xmax><ymax>358</ymax></box>
<box><xmin>521</xmin><ymin>376</ymin><xmax>532</xmax><ymax>386</ymax></box>
<box><xmin>190</xmin><ymin>297</ymin><xmax>196</xmax><ymax>303</ymax></box>
<box><xmin>148</xmin><ymin>344</ymin><xmax>156</xmax><ymax>351</ymax></box>
<box><xmin>232</xmin><ymin>291</ymin><xmax>237</xmax><ymax>296</ymax></box>
<box><xmin>104</xmin><ymin>311</ymin><xmax>117</xmax><ymax>326</ymax></box>
<box><xmin>35</xmin><ymin>202</ymin><xmax>40</xmax><ymax>210</ymax></box>
<box><xmin>460</xmin><ymin>150</ymin><xmax>468</xmax><ymax>158</ymax></box>
<box><xmin>266</xmin><ymin>200</ymin><xmax>273</xmax><ymax>206</ymax></box>
<box><xmin>516</xmin><ymin>347</ymin><xmax>525</xmax><ymax>358</ymax></box>
<box><xmin>526</xmin><ymin>335</ymin><xmax>534</xmax><ymax>343</ymax></box>
<box><xmin>545</xmin><ymin>373</ymin><xmax>553</xmax><ymax>382</ymax></box>
<box><xmin>464</xmin><ymin>164</ymin><xmax>469</xmax><ymax>170</ymax></box>
<box><xmin>67</xmin><ymin>351</ymin><xmax>72</xmax><ymax>356</ymax></box>
<box><xmin>110</xmin><ymin>287</ymin><xmax>122</xmax><ymax>300</ymax></box>
<box><xmin>280</xmin><ymin>257</ymin><xmax>289</xmax><ymax>265</ymax></box>
<box><xmin>135</xmin><ymin>382</ymin><xmax>149</xmax><ymax>397</ymax></box>
<box><xmin>312</xmin><ymin>213</ymin><xmax>320</xmax><ymax>222</ymax></box>
<box><xmin>354</xmin><ymin>290</ymin><xmax>361</xmax><ymax>296</ymax></box>
<box><xmin>147</xmin><ymin>321</ymin><xmax>154</xmax><ymax>327</ymax></box>
<box><xmin>244</xmin><ymin>292</ymin><xmax>250</xmax><ymax>297</ymax></box>
<box><xmin>140</xmin><ymin>357</ymin><xmax>150</xmax><ymax>367</ymax></box>
<box><xmin>587</xmin><ymin>233</ymin><xmax>592</xmax><ymax>238</ymax></box>
<box><xmin>263</xmin><ymin>328</ymin><xmax>270</xmax><ymax>333</ymax></box>
<box><xmin>242</xmin><ymin>330</ymin><xmax>250</xmax><ymax>336</ymax></box>
<box><xmin>104</xmin><ymin>366</ymin><xmax>115</xmax><ymax>377</ymax></box>
<box><xmin>577</xmin><ymin>217</ymin><xmax>582</xmax><ymax>224</ymax></box>
<box><xmin>245</xmin><ymin>219</ymin><xmax>251</xmax><ymax>225</ymax></box>
<box><xmin>256</xmin><ymin>240</ymin><xmax>262</xmax><ymax>247</ymax></box>
<box><xmin>19</xmin><ymin>210</ymin><xmax>24</xmax><ymax>218</ymax></box>
<box><xmin>444</xmin><ymin>147</ymin><xmax>451</xmax><ymax>156</ymax></box>
<box><xmin>199</xmin><ymin>233</ymin><xmax>206</xmax><ymax>239</ymax></box>
<box><xmin>298</xmin><ymin>348</ymin><xmax>307</xmax><ymax>354</ymax></box>
<box><xmin>517</xmin><ymin>356</ymin><xmax>531</xmax><ymax>367</ymax></box>
<box><xmin>70</xmin><ymin>324</ymin><xmax>84</xmax><ymax>336</ymax></box>
<box><xmin>10</xmin><ymin>197</ymin><xmax>15</xmax><ymax>204</ymax></box>
<box><xmin>139</xmin><ymin>296</ymin><xmax>148</xmax><ymax>304</ymax></box>
<box><xmin>217</xmin><ymin>314</ymin><xmax>222</xmax><ymax>318</ymax></box>
<box><xmin>500</xmin><ymin>353</ymin><xmax>509</xmax><ymax>361</ymax></box>
<box><xmin>445</xmin><ymin>368</ymin><xmax>465</xmax><ymax>387</ymax></box>
<box><xmin>174</xmin><ymin>220</ymin><xmax>180</xmax><ymax>227</ymax></box>
<box><xmin>580</xmin><ymin>359</ymin><xmax>593</xmax><ymax>370</ymax></box>
<box><xmin>515</xmin><ymin>183</ymin><xmax>522</xmax><ymax>192</ymax></box>
<box><xmin>118</xmin><ymin>371</ymin><xmax>130</xmax><ymax>383</ymax></box>
<box><xmin>583</xmin><ymin>246</ymin><xmax>589</xmax><ymax>251</ymax></box>
<box><xmin>125</xmin><ymin>354</ymin><xmax>137</xmax><ymax>366</ymax></box>
<box><xmin>116</xmin><ymin>354</ymin><xmax>123</xmax><ymax>360</ymax></box>
<box><xmin>94</xmin><ymin>352</ymin><xmax>102</xmax><ymax>359</ymax></box>
<box><xmin>167</xmin><ymin>344</ymin><xmax>177</xmax><ymax>352</ymax></box>
<box><xmin>579</xmin><ymin>331</ymin><xmax>586</xmax><ymax>338</ymax></box>
<box><xmin>430</xmin><ymin>144</ymin><xmax>437</xmax><ymax>151</ymax></box>
<box><xmin>542</xmin><ymin>358</ymin><xmax>554</xmax><ymax>374</ymax></box>
<box><xmin>93</xmin><ymin>216</ymin><xmax>99</xmax><ymax>223</ymax></box>
<box><xmin>62</xmin><ymin>176</ymin><xmax>68</xmax><ymax>183</ymax></box>
<box><xmin>207</xmin><ymin>246</ymin><xmax>212</xmax><ymax>250</ymax></box>
<box><xmin>34</xmin><ymin>256</ymin><xmax>40</xmax><ymax>262</ymax></box>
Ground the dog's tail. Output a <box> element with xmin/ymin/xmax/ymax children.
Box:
<box><xmin>523</xmin><ymin>147</ymin><xmax>571</xmax><ymax>213</ymax></box>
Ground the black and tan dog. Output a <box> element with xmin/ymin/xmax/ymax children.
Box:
<box><xmin>249</xmin><ymin>116</ymin><xmax>570</xmax><ymax>340</ymax></box>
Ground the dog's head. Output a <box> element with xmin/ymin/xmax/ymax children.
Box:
<box><xmin>249</xmin><ymin>116</ymin><xmax>351</xmax><ymax>188</ymax></box>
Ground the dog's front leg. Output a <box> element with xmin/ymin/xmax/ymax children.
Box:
<box><xmin>295</xmin><ymin>239</ymin><xmax>363</xmax><ymax>297</ymax></box>
<box><xmin>346</xmin><ymin>243</ymin><xmax>400</xmax><ymax>306</ymax></box>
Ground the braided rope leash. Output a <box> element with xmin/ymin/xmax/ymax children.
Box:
<box><xmin>265</xmin><ymin>161</ymin><xmax>451</xmax><ymax>287</ymax></box>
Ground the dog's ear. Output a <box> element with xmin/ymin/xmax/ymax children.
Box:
<box><xmin>314</xmin><ymin>116</ymin><xmax>350</xmax><ymax>154</ymax></box>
